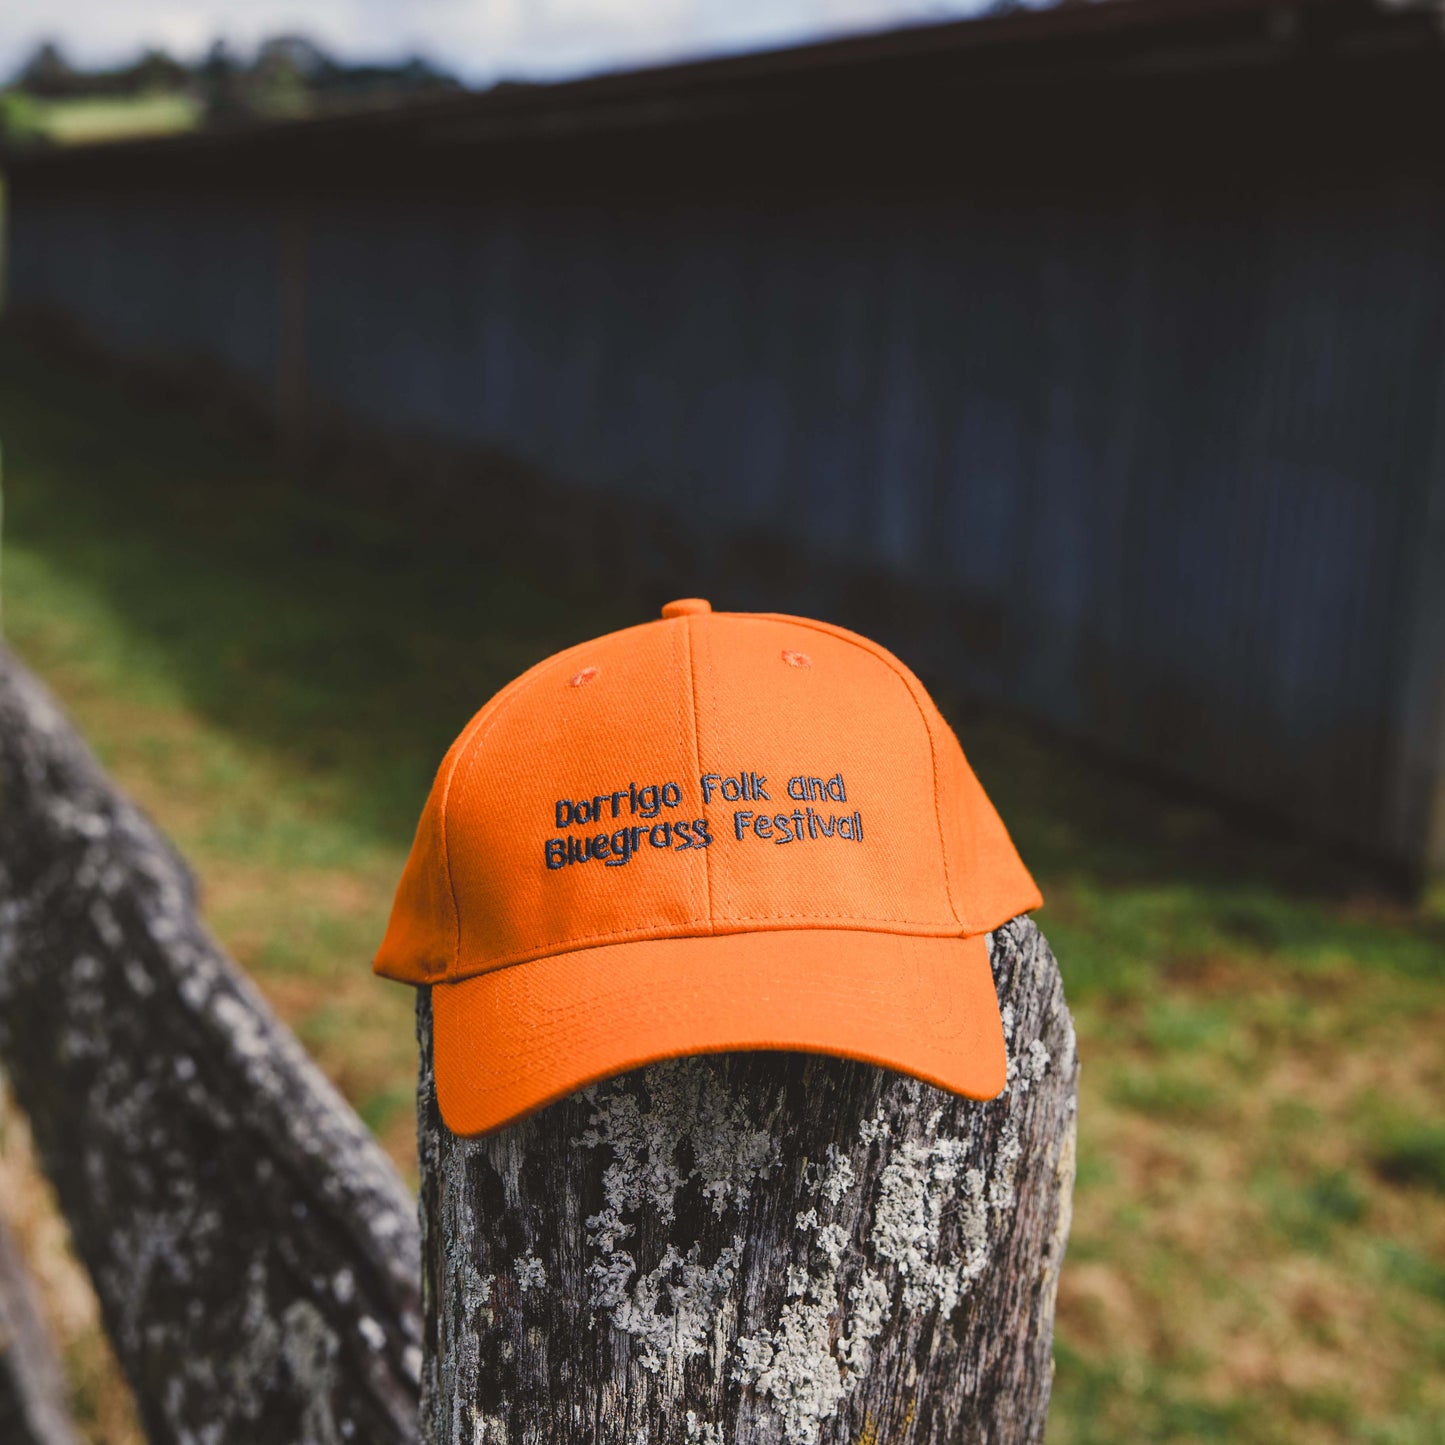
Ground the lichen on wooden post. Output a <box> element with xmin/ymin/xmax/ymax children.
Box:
<box><xmin>417</xmin><ymin>915</ymin><xmax>1077</xmax><ymax>1444</ymax></box>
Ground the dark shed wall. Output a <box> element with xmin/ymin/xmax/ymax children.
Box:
<box><xmin>276</xmin><ymin>180</ymin><xmax>1445</xmax><ymax>872</ymax></box>
<box><xmin>6</xmin><ymin>1</ymin><xmax>1445</xmax><ymax>873</ymax></box>
<box><xmin>9</xmin><ymin>196</ymin><xmax>284</xmax><ymax>389</ymax></box>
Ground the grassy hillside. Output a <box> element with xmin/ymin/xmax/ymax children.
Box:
<box><xmin>0</xmin><ymin>89</ymin><xmax>200</xmax><ymax>146</ymax></box>
<box><xmin>0</xmin><ymin>332</ymin><xmax>1440</xmax><ymax>1443</ymax></box>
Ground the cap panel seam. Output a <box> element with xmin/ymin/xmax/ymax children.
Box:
<box><xmin>670</xmin><ymin>616</ymin><xmax>704</xmax><ymax>927</ymax></box>
<box><xmin>438</xmin><ymin>618</ymin><xmax>714</xmax><ymax>980</ymax></box>
<box><xmin>741</xmin><ymin>613</ymin><xmax>969</xmax><ymax>930</ymax></box>
<box><xmin>680</xmin><ymin>615</ymin><xmax>714</xmax><ymax>928</ymax></box>
<box><xmin>701</xmin><ymin>616</ymin><xmax>733</xmax><ymax>918</ymax></box>
<box><xmin>442</xmin><ymin>912</ymin><xmax>972</xmax><ymax>981</ymax></box>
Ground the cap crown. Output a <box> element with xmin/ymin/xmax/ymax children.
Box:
<box><xmin>375</xmin><ymin>610</ymin><xmax>1039</xmax><ymax>984</ymax></box>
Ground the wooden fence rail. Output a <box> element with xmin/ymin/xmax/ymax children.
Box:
<box><xmin>0</xmin><ymin>1207</ymin><xmax>81</xmax><ymax>1445</ymax></box>
<box><xmin>0</xmin><ymin>646</ymin><xmax>422</xmax><ymax>1445</ymax></box>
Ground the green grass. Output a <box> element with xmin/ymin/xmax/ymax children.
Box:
<box><xmin>0</xmin><ymin>89</ymin><xmax>200</xmax><ymax>146</ymax></box>
<box><xmin>0</xmin><ymin>330</ymin><xmax>1441</xmax><ymax>1444</ymax></box>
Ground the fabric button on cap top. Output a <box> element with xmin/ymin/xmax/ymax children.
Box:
<box><xmin>374</xmin><ymin>599</ymin><xmax>1042</xmax><ymax>1136</ymax></box>
<box><xmin>661</xmin><ymin>597</ymin><xmax>712</xmax><ymax>618</ymax></box>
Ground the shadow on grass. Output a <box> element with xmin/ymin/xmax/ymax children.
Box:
<box><xmin>2</xmin><ymin>330</ymin><xmax>1440</xmax><ymax>999</ymax></box>
<box><xmin>0</xmin><ymin>332</ymin><xmax>643</xmax><ymax>847</ymax></box>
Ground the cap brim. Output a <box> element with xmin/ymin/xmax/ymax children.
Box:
<box><xmin>430</xmin><ymin>928</ymin><xmax>1007</xmax><ymax>1136</ymax></box>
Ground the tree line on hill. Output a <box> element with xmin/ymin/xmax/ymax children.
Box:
<box><xmin>1</xmin><ymin>34</ymin><xmax>465</xmax><ymax>146</ymax></box>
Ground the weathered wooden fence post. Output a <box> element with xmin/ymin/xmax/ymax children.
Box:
<box><xmin>416</xmin><ymin>916</ymin><xmax>1076</xmax><ymax>1445</ymax></box>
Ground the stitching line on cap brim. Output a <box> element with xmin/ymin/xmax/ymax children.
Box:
<box><xmin>744</xmin><ymin>612</ymin><xmax>969</xmax><ymax>932</ymax></box>
<box><xmin>443</xmin><ymin>912</ymin><xmax>977</xmax><ymax>983</ymax></box>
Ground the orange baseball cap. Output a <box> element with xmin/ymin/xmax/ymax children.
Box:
<box><xmin>375</xmin><ymin>599</ymin><xmax>1041</xmax><ymax>1136</ymax></box>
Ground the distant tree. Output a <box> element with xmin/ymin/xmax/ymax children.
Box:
<box><xmin>250</xmin><ymin>34</ymin><xmax>335</xmax><ymax>116</ymax></box>
<box><xmin>16</xmin><ymin>41</ymin><xmax>75</xmax><ymax>97</ymax></box>
<box><xmin>197</xmin><ymin>38</ymin><xmax>255</xmax><ymax>124</ymax></box>
<box><xmin>393</xmin><ymin>55</ymin><xmax>463</xmax><ymax>95</ymax></box>
<box><xmin>122</xmin><ymin>48</ymin><xmax>190</xmax><ymax>95</ymax></box>
<box><xmin>255</xmin><ymin>33</ymin><xmax>334</xmax><ymax>80</ymax></box>
<box><xmin>310</xmin><ymin>52</ymin><xmax>462</xmax><ymax>103</ymax></box>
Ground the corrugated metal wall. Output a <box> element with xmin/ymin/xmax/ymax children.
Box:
<box><xmin>9</xmin><ymin>196</ymin><xmax>283</xmax><ymax>389</ymax></box>
<box><xmin>7</xmin><ymin>170</ymin><xmax>1444</xmax><ymax>870</ymax></box>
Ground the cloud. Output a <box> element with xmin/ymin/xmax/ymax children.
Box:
<box><xmin>0</xmin><ymin>0</ymin><xmax>990</xmax><ymax>86</ymax></box>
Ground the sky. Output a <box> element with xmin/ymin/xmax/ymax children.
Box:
<box><xmin>0</xmin><ymin>0</ymin><xmax>1009</xmax><ymax>88</ymax></box>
